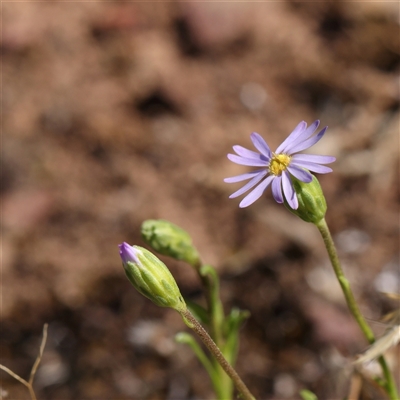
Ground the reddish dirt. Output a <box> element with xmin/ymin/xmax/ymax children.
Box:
<box><xmin>2</xmin><ymin>2</ymin><xmax>399</xmax><ymax>399</ymax></box>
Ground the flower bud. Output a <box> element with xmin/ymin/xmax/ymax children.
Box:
<box><xmin>119</xmin><ymin>243</ymin><xmax>187</xmax><ymax>312</ymax></box>
<box><xmin>285</xmin><ymin>175</ymin><xmax>327</xmax><ymax>224</ymax></box>
<box><xmin>141</xmin><ymin>219</ymin><xmax>200</xmax><ymax>266</ymax></box>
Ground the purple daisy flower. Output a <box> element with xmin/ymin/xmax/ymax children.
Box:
<box><xmin>224</xmin><ymin>120</ymin><xmax>335</xmax><ymax>209</ymax></box>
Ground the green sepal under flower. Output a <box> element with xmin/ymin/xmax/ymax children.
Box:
<box><xmin>141</xmin><ymin>219</ymin><xmax>201</xmax><ymax>266</ymax></box>
<box><xmin>119</xmin><ymin>243</ymin><xmax>187</xmax><ymax>312</ymax></box>
<box><xmin>284</xmin><ymin>175</ymin><xmax>327</xmax><ymax>224</ymax></box>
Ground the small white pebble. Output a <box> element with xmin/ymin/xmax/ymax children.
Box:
<box><xmin>335</xmin><ymin>229</ymin><xmax>370</xmax><ymax>254</ymax></box>
<box><xmin>36</xmin><ymin>353</ymin><xmax>69</xmax><ymax>387</ymax></box>
<box><xmin>240</xmin><ymin>83</ymin><xmax>267</xmax><ymax>111</ymax></box>
<box><xmin>306</xmin><ymin>265</ymin><xmax>343</xmax><ymax>302</ymax></box>
<box><xmin>374</xmin><ymin>261</ymin><xmax>400</xmax><ymax>293</ymax></box>
<box><xmin>0</xmin><ymin>387</ymin><xmax>9</xmax><ymax>398</ymax></box>
<box><xmin>274</xmin><ymin>373</ymin><xmax>297</xmax><ymax>398</ymax></box>
<box><xmin>127</xmin><ymin>320</ymin><xmax>175</xmax><ymax>356</ymax></box>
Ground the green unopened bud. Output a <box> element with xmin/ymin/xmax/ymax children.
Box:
<box><xmin>285</xmin><ymin>175</ymin><xmax>327</xmax><ymax>224</ymax></box>
<box><xmin>119</xmin><ymin>243</ymin><xmax>187</xmax><ymax>312</ymax></box>
<box><xmin>141</xmin><ymin>219</ymin><xmax>200</xmax><ymax>266</ymax></box>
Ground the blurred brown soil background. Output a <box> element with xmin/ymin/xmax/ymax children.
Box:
<box><xmin>1</xmin><ymin>2</ymin><xmax>399</xmax><ymax>399</ymax></box>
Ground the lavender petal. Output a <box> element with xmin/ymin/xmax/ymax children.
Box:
<box><xmin>119</xmin><ymin>242</ymin><xmax>140</xmax><ymax>265</ymax></box>
<box><xmin>292</xmin><ymin>154</ymin><xmax>336</xmax><ymax>164</ymax></box>
<box><xmin>233</xmin><ymin>145</ymin><xmax>265</xmax><ymax>160</ymax></box>
<box><xmin>229</xmin><ymin>170</ymin><xmax>268</xmax><ymax>198</ymax></box>
<box><xmin>282</xmin><ymin>171</ymin><xmax>298</xmax><ymax>209</ymax></box>
<box><xmin>227</xmin><ymin>153</ymin><xmax>269</xmax><ymax>167</ymax></box>
<box><xmin>281</xmin><ymin>120</ymin><xmax>320</xmax><ymax>153</ymax></box>
<box><xmin>271</xmin><ymin>175</ymin><xmax>283</xmax><ymax>203</ymax></box>
<box><xmin>250</xmin><ymin>132</ymin><xmax>272</xmax><ymax>159</ymax></box>
<box><xmin>285</xmin><ymin>126</ymin><xmax>327</xmax><ymax>154</ymax></box>
<box><xmin>291</xmin><ymin>161</ymin><xmax>333</xmax><ymax>174</ymax></box>
<box><xmin>239</xmin><ymin>175</ymin><xmax>274</xmax><ymax>208</ymax></box>
<box><xmin>224</xmin><ymin>169</ymin><xmax>267</xmax><ymax>183</ymax></box>
<box><xmin>287</xmin><ymin>164</ymin><xmax>313</xmax><ymax>183</ymax></box>
<box><xmin>276</xmin><ymin>121</ymin><xmax>307</xmax><ymax>154</ymax></box>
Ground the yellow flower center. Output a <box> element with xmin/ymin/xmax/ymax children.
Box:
<box><xmin>269</xmin><ymin>153</ymin><xmax>291</xmax><ymax>176</ymax></box>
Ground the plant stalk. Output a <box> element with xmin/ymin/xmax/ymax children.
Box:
<box><xmin>316</xmin><ymin>218</ymin><xmax>399</xmax><ymax>399</ymax></box>
<box><xmin>181</xmin><ymin>308</ymin><xmax>255</xmax><ymax>400</ymax></box>
<box><xmin>197</xmin><ymin>264</ymin><xmax>232</xmax><ymax>399</ymax></box>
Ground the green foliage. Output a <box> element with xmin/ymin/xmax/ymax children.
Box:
<box><xmin>285</xmin><ymin>175</ymin><xmax>327</xmax><ymax>224</ymax></box>
<box><xmin>141</xmin><ymin>219</ymin><xmax>201</xmax><ymax>266</ymax></box>
<box><xmin>299</xmin><ymin>389</ymin><xmax>318</xmax><ymax>400</ymax></box>
<box><xmin>122</xmin><ymin>246</ymin><xmax>187</xmax><ymax>312</ymax></box>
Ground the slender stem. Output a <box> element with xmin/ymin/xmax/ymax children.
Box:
<box><xmin>316</xmin><ymin>219</ymin><xmax>374</xmax><ymax>341</ymax></box>
<box><xmin>196</xmin><ymin>264</ymin><xmax>233</xmax><ymax>399</ymax></box>
<box><xmin>194</xmin><ymin>262</ymin><xmax>224</xmax><ymax>345</ymax></box>
<box><xmin>181</xmin><ymin>309</ymin><xmax>256</xmax><ymax>400</ymax></box>
<box><xmin>0</xmin><ymin>364</ymin><xmax>31</xmax><ymax>388</ymax></box>
<box><xmin>316</xmin><ymin>218</ymin><xmax>399</xmax><ymax>399</ymax></box>
<box><xmin>199</xmin><ymin>265</ymin><xmax>225</xmax><ymax>346</ymax></box>
<box><xmin>175</xmin><ymin>333</ymin><xmax>217</xmax><ymax>382</ymax></box>
<box><xmin>179</xmin><ymin>327</ymin><xmax>230</xmax><ymax>400</ymax></box>
<box><xmin>378</xmin><ymin>355</ymin><xmax>399</xmax><ymax>400</ymax></box>
<box><xmin>29</xmin><ymin>323</ymin><xmax>48</xmax><ymax>385</ymax></box>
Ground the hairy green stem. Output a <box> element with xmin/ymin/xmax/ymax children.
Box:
<box><xmin>199</xmin><ymin>265</ymin><xmax>225</xmax><ymax>346</ymax></box>
<box><xmin>181</xmin><ymin>309</ymin><xmax>255</xmax><ymax>400</ymax></box>
<box><xmin>197</xmin><ymin>264</ymin><xmax>232</xmax><ymax>399</ymax></box>
<box><xmin>316</xmin><ymin>218</ymin><xmax>399</xmax><ymax>399</ymax></box>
